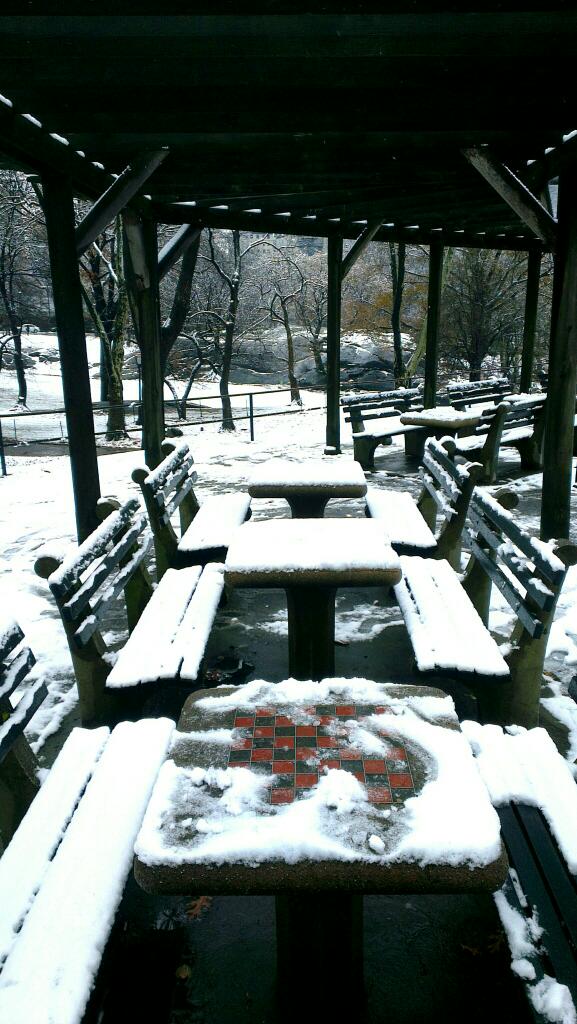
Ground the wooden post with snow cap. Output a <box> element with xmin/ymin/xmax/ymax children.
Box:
<box><xmin>325</xmin><ymin>235</ymin><xmax>343</xmax><ymax>454</ymax></box>
<box><xmin>424</xmin><ymin>239</ymin><xmax>444</xmax><ymax>409</ymax></box>
<box><xmin>519</xmin><ymin>248</ymin><xmax>542</xmax><ymax>394</ymax></box>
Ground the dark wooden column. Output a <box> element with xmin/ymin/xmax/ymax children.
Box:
<box><xmin>42</xmin><ymin>174</ymin><xmax>101</xmax><ymax>541</ymax></box>
<box><xmin>124</xmin><ymin>214</ymin><xmax>164</xmax><ymax>468</ymax></box>
<box><xmin>325</xmin><ymin>235</ymin><xmax>343</xmax><ymax>454</ymax></box>
<box><xmin>423</xmin><ymin>240</ymin><xmax>444</xmax><ymax>408</ymax></box>
<box><xmin>541</xmin><ymin>167</ymin><xmax>577</xmax><ymax>541</ymax></box>
<box><xmin>519</xmin><ymin>248</ymin><xmax>542</xmax><ymax>394</ymax></box>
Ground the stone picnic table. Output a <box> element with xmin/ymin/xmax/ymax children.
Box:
<box><xmin>134</xmin><ymin>678</ymin><xmax>507</xmax><ymax>1020</ymax></box>
<box><xmin>399</xmin><ymin>406</ymin><xmax>482</xmax><ymax>458</ymax></box>
<box><xmin>224</xmin><ymin>518</ymin><xmax>401</xmax><ymax>679</ymax></box>
<box><xmin>247</xmin><ymin>457</ymin><xmax>367</xmax><ymax>518</ymax></box>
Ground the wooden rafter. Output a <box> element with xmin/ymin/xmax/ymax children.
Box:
<box><xmin>341</xmin><ymin>221</ymin><xmax>383</xmax><ymax>279</ymax></box>
<box><xmin>75</xmin><ymin>150</ymin><xmax>168</xmax><ymax>256</ymax></box>
<box><xmin>158</xmin><ymin>225</ymin><xmax>201</xmax><ymax>281</ymax></box>
<box><xmin>463</xmin><ymin>147</ymin><xmax>557</xmax><ymax>248</ymax></box>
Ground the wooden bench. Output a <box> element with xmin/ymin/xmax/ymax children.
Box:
<box><xmin>35</xmin><ymin>498</ymin><xmax>225</xmax><ymax>726</ymax></box>
<box><xmin>463</xmin><ymin>720</ymin><xmax>577</xmax><ymax>1023</ymax></box>
<box><xmin>499</xmin><ymin>395</ymin><xmax>548</xmax><ymax>470</ymax></box>
<box><xmin>133</xmin><ymin>440</ymin><xmax>252</xmax><ymax>577</ymax></box>
<box><xmin>0</xmin><ymin>621</ymin><xmax>46</xmax><ymax>850</ymax></box>
<box><xmin>393</xmin><ymin>489</ymin><xmax>577</xmax><ymax>728</ymax></box>
<box><xmin>365</xmin><ymin>437</ymin><xmax>482</xmax><ymax>570</ymax></box>
<box><xmin>0</xmin><ymin>716</ymin><xmax>174</xmax><ymax>1024</ymax></box>
<box><xmin>341</xmin><ymin>386</ymin><xmax>422</xmax><ymax>434</ymax></box>
<box><xmin>447</xmin><ymin>377</ymin><xmax>514</xmax><ymax>410</ymax></box>
<box><xmin>452</xmin><ymin>401</ymin><xmax>511</xmax><ymax>483</ymax></box>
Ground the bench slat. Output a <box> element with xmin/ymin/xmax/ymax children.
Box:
<box><xmin>49</xmin><ymin>499</ymin><xmax>143</xmax><ymax>599</ymax></box>
<box><xmin>517</xmin><ymin>805</ymin><xmax>577</xmax><ymax>950</ymax></box>
<box><xmin>468</xmin><ymin>509</ymin><xmax>556</xmax><ymax>613</ymax></box>
<box><xmin>0</xmin><ymin>621</ymin><xmax>24</xmax><ymax>663</ymax></box>
<box><xmin>499</xmin><ymin>805</ymin><xmax>577</xmax><ymax>999</ymax></box>
<box><xmin>163</xmin><ymin>465</ymin><xmax>200</xmax><ymax>522</ymax></box>
<box><xmin>171</xmin><ymin>564</ymin><xmax>225</xmax><ymax>681</ymax></box>
<box><xmin>71</xmin><ymin>534</ymin><xmax>152</xmax><ymax>647</ymax></box>
<box><xmin>0</xmin><ymin>718</ymin><xmax>174</xmax><ymax>1024</ymax></box>
<box><xmin>0</xmin><ymin>726</ymin><xmax>109</xmax><ymax>965</ymax></box>
<box><xmin>0</xmin><ymin>680</ymin><xmax>49</xmax><ymax>763</ymax></box>
<box><xmin>469</xmin><ymin>540</ymin><xmax>543</xmax><ymax>638</ymax></box>
<box><xmin>470</xmin><ymin>493</ymin><xmax>565</xmax><ymax>587</ymax></box>
<box><xmin>0</xmin><ymin>646</ymin><xmax>36</xmax><ymax>701</ymax></box>
<box><xmin>394</xmin><ymin>556</ymin><xmax>509</xmax><ymax>676</ymax></box>
<box><xmin>105</xmin><ymin>566</ymin><xmax>203</xmax><ymax>688</ymax></box>
<box><xmin>178</xmin><ymin>493</ymin><xmax>252</xmax><ymax>555</ymax></box>
<box><xmin>61</xmin><ymin>519</ymin><xmax>150</xmax><ymax>623</ymax></box>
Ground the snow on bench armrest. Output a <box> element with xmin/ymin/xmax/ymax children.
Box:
<box><xmin>394</xmin><ymin>556</ymin><xmax>509</xmax><ymax>676</ymax></box>
<box><xmin>365</xmin><ymin>489</ymin><xmax>436</xmax><ymax>550</ymax></box>
<box><xmin>106</xmin><ymin>566</ymin><xmax>202</xmax><ymax>689</ymax></box>
<box><xmin>0</xmin><ymin>718</ymin><xmax>174</xmax><ymax>1024</ymax></box>
<box><xmin>178</xmin><ymin>493</ymin><xmax>251</xmax><ymax>553</ymax></box>
<box><xmin>0</xmin><ymin>727</ymin><xmax>109</xmax><ymax>965</ymax></box>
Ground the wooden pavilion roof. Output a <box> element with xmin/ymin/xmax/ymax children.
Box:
<box><xmin>0</xmin><ymin>7</ymin><xmax>575</xmax><ymax>250</ymax></box>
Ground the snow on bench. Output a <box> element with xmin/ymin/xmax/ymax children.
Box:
<box><xmin>106</xmin><ymin>564</ymin><xmax>225</xmax><ymax>690</ymax></box>
<box><xmin>366</xmin><ymin>437</ymin><xmax>481</xmax><ymax>569</ymax></box>
<box><xmin>463</xmin><ymin>721</ymin><xmax>577</xmax><ymax>1022</ymax></box>
<box><xmin>394</xmin><ymin>555</ymin><xmax>509</xmax><ymax>677</ymax></box>
<box><xmin>133</xmin><ymin>440</ymin><xmax>251</xmax><ymax>576</ymax></box>
<box><xmin>0</xmin><ymin>717</ymin><xmax>174</xmax><ymax>1024</ymax></box>
<box><xmin>394</xmin><ymin>489</ymin><xmax>577</xmax><ymax>729</ymax></box>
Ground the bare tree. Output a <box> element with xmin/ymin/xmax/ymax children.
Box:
<box><xmin>79</xmin><ymin>218</ymin><xmax>129</xmax><ymax>439</ymax></box>
<box><xmin>195</xmin><ymin>229</ymin><xmax>270</xmax><ymax>431</ymax></box>
<box><xmin>441</xmin><ymin>249</ymin><xmax>527</xmax><ymax>381</ymax></box>
<box><xmin>0</xmin><ymin>173</ymin><xmax>46</xmax><ymax>406</ymax></box>
<box><xmin>293</xmin><ymin>251</ymin><xmax>327</xmax><ymax>376</ymax></box>
<box><xmin>264</xmin><ymin>246</ymin><xmax>304</xmax><ymax>405</ymax></box>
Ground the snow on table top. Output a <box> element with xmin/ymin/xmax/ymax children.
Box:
<box><xmin>135</xmin><ymin>678</ymin><xmax>501</xmax><ymax>872</ymax></box>
<box><xmin>400</xmin><ymin>407</ymin><xmax>481</xmax><ymax>429</ymax></box>
<box><xmin>365</xmin><ymin>489</ymin><xmax>437</xmax><ymax>549</ymax></box>
<box><xmin>462</xmin><ymin>721</ymin><xmax>577</xmax><ymax>874</ymax></box>
<box><xmin>248</xmin><ymin>458</ymin><xmax>367</xmax><ymax>496</ymax></box>
<box><xmin>0</xmin><ymin>718</ymin><xmax>174</xmax><ymax>1024</ymax></box>
<box><xmin>178</xmin><ymin>493</ymin><xmax>251</xmax><ymax>553</ymax></box>
<box><xmin>224</xmin><ymin>519</ymin><xmax>402</xmax><ymax>584</ymax></box>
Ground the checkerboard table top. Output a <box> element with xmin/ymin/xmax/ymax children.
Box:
<box><xmin>133</xmin><ymin>681</ymin><xmax>508</xmax><ymax>896</ymax></box>
<box><xmin>229</xmin><ymin>704</ymin><xmax>416</xmax><ymax>807</ymax></box>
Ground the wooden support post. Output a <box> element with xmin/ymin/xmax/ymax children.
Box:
<box><xmin>424</xmin><ymin>240</ymin><xmax>444</xmax><ymax>409</ymax></box>
<box><xmin>325</xmin><ymin>235</ymin><xmax>343</xmax><ymax>454</ymax></box>
<box><xmin>42</xmin><ymin>173</ymin><xmax>101</xmax><ymax>541</ymax></box>
<box><xmin>541</xmin><ymin>167</ymin><xmax>577</xmax><ymax>541</ymax></box>
<box><xmin>519</xmin><ymin>248</ymin><xmax>542</xmax><ymax>394</ymax></box>
<box><xmin>124</xmin><ymin>213</ymin><xmax>164</xmax><ymax>468</ymax></box>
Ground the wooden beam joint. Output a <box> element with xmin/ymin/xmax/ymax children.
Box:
<box><xmin>463</xmin><ymin>146</ymin><xmax>557</xmax><ymax>248</ymax></box>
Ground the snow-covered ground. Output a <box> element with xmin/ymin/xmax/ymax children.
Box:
<box><xmin>1</xmin><ymin>395</ymin><xmax>576</xmax><ymax>764</ymax></box>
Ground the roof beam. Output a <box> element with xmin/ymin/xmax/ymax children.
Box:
<box><xmin>75</xmin><ymin>149</ymin><xmax>168</xmax><ymax>256</ymax></box>
<box><xmin>341</xmin><ymin>220</ymin><xmax>383</xmax><ymax>279</ymax></box>
<box><xmin>153</xmin><ymin>203</ymin><xmax>543</xmax><ymax>252</ymax></box>
<box><xmin>158</xmin><ymin>225</ymin><xmax>201</xmax><ymax>281</ymax></box>
<box><xmin>463</xmin><ymin>146</ymin><xmax>557</xmax><ymax>248</ymax></box>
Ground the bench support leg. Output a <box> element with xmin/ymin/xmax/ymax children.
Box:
<box><xmin>275</xmin><ymin>893</ymin><xmax>364</xmax><ymax>1020</ymax></box>
<box><xmin>353</xmin><ymin>435</ymin><xmax>377</xmax><ymax>472</ymax></box>
<box><xmin>285</xmin><ymin>585</ymin><xmax>336</xmax><ymax>680</ymax></box>
<box><xmin>404</xmin><ymin>429</ymin><xmax>426</xmax><ymax>461</ymax></box>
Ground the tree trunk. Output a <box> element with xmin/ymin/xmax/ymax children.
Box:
<box><xmin>12</xmin><ymin>330</ymin><xmax>27</xmax><ymax>405</ymax></box>
<box><xmin>282</xmin><ymin>303</ymin><xmax>302</xmax><ymax>405</ymax></box>
<box><xmin>311</xmin><ymin>332</ymin><xmax>325</xmax><ymax>375</ymax></box>
<box><xmin>220</xmin><ymin>330</ymin><xmax>235</xmax><ymax>431</ymax></box>
<box><xmin>389</xmin><ymin>242</ymin><xmax>406</xmax><ymax>385</ymax></box>
<box><xmin>106</xmin><ymin>371</ymin><xmax>126</xmax><ymax>439</ymax></box>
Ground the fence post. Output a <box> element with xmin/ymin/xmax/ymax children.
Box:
<box><xmin>0</xmin><ymin>420</ymin><xmax>6</xmax><ymax>476</ymax></box>
<box><xmin>249</xmin><ymin>393</ymin><xmax>255</xmax><ymax>441</ymax></box>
